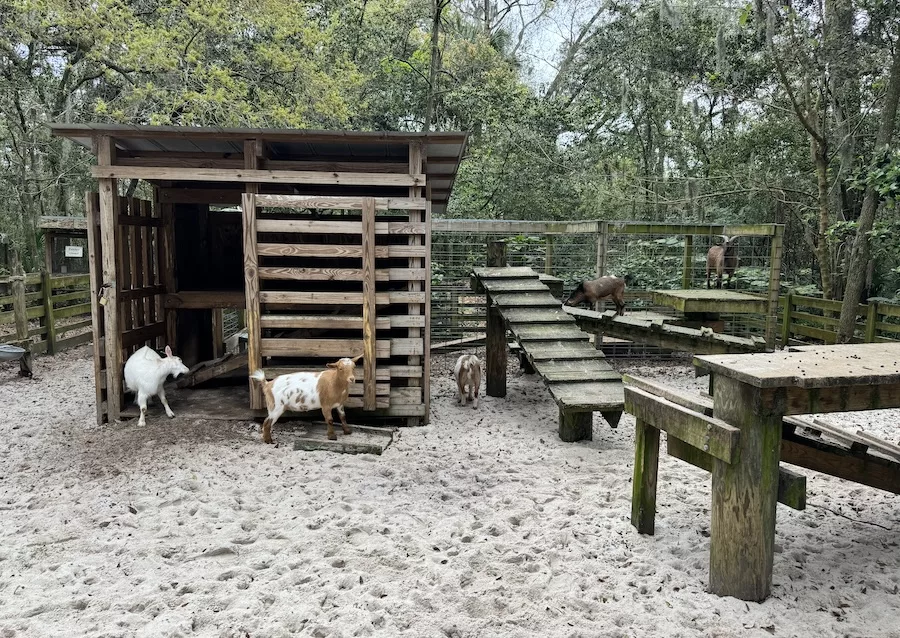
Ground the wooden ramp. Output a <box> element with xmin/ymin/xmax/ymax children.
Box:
<box><xmin>472</xmin><ymin>267</ymin><xmax>623</xmax><ymax>442</ymax></box>
<box><xmin>563</xmin><ymin>306</ymin><xmax>770</xmax><ymax>356</ymax></box>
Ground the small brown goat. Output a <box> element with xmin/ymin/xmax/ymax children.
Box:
<box><xmin>250</xmin><ymin>355</ymin><xmax>362</xmax><ymax>444</ymax></box>
<box><xmin>564</xmin><ymin>276</ymin><xmax>626</xmax><ymax>316</ymax></box>
<box><xmin>706</xmin><ymin>235</ymin><xmax>738</xmax><ymax>289</ymax></box>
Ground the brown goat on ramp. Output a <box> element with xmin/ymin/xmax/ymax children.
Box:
<box><xmin>564</xmin><ymin>277</ymin><xmax>626</xmax><ymax>316</ymax></box>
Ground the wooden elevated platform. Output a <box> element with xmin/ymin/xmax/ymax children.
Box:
<box><xmin>564</xmin><ymin>306</ymin><xmax>770</xmax><ymax>356</ymax></box>
<box><xmin>472</xmin><ymin>266</ymin><xmax>623</xmax><ymax>442</ymax></box>
<box><xmin>652</xmin><ymin>289</ymin><xmax>768</xmax><ymax>314</ymax></box>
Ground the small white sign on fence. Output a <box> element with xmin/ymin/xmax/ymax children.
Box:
<box><xmin>64</xmin><ymin>245</ymin><xmax>83</xmax><ymax>258</ymax></box>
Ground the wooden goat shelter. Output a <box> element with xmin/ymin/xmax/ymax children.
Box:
<box><xmin>52</xmin><ymin>124</ymin><xmax>468</xmax><ymax>426</ymax></box>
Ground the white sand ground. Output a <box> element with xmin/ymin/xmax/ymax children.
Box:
<box><xmin>0</xmin><ymin>346</ymin><xmax>898</xmax><ymax>638</ymax></box>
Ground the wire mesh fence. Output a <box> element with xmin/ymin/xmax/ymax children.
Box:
<box><xmin>431</xmin><ymin>220</ymin><xmax>780</xmax><ymax>352</ymax></box>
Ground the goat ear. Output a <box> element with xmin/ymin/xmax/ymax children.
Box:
<box><xmin>165</xmin><ymin>345</ymin><xmax>172</xmax><ymax>357</ymax></box>
<box><xmin>327</xmin><ymin>362</ymin><xmax>338</xmax><ymax>368</ymax></box>
<box><xmin>351</xmin><ymin>354</ymin><xmax>363</xmax><ymax>363</ymax></box>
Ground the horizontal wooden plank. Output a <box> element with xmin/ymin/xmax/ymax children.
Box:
<box><xmin>389</xmin><ymin>387</ymin><xmax>423</xmax><ymax>405</ymax></box>
<box><xmin>55</xmin><ymin>331</ymin><xmax>94</xmax><ymax>351</ymax></box>
<box><xmin>53</xmin><ymin>302</ymin><xmax>92</xmax><ymax>319</ymax></box>
<box><xmin>532</xmin><ymin>359</ymin><xmax>619</xmax><ymax>383</ymax></box>
<box><xmin>56</xmin><ymin>317</ymin><xmax>93</xmax><ymax>335</ymax></box>
<box><xmin>0</xmin><ymin>291</ymin><xmax>43</xmax><ymax>307</ymax></box>
<box><xmin>502</xmin><ymin>308</ymin><xmax>576</xmax><ymax>324</ymax></box>
<box><xmin>257</xmin><ymin>243</ymin><xmax>427</xmax><ymax>259</ymax></box>
<box><xmin>121</xmin><ymin>321</ymin><xmax>166</xmax><ymax>349</ymax></box>
<box><xmin>511</xmin><ymin>324</ymin><xmax>587</xmax><ymax>342</ymax></box>
<box><xmin>257</xmin><ymin>267</ymin><xmax>427</xmax><ymax>282</ymax></box>
<box><xmin>50</xmin><ymin>289</ymin><xmax>92</xmax><ymax>305</ymax></box>
<box><xmin>262</xmin><ymin>338</ymin><xmax>388</xmax><ymax>358</ymax></box>
<box><xmin>490</xmin><ymin>294</ymin><xmax>561</xmax><ymax>308</ymax></box>
<box><xmin>164</xmin><ymin>291</ymin><xmax>246</xmax><ymax>309</ymax></box>
<box><xmin>781</xmin><ymin>433</ymin><xmax>900</xmax><ymax>494</ymax></box>
<box><xmin>260</xmin><ymin>315</ymin><xmax>391</xmax><ymax>330</ymax></box>
<box><xmin>524</xmin><ymin>342</ymin><xmax>608</xmax><ymax>361</ymax></box>
<box><xmin>548</xmin><ymin>380</ymin><xmax>624</xmax><ymax>411</ymax></box>
<box><xmin>0</xmin><ymin>306</ymin><xmax>45</xmax><ymax>324</ymax></box>
<box><xmin>624</xmin><ymin>386</ymin><xmax>740</xmax><ymax>464</ymax></box>
<box><xmin>255</xmin><ymin>194</ymin><xmax>428</xmax><ymax>210</ymax></box>
<box><xmin>481</xmin><ymin>280</ymin><xmax>550</xmax><ymax>293</ymax></box>
<box><xmin>263</xmin><ymin>367</ymin><xmax>391</xmax><ymax>382</ymax></box>
<box><xmin>622</xmin><ymin>374</ymin><xmax>713</xmax><ymax>415</ymax></box>
<box><xmin>50</xmin><ymin>274</ymin><xmax>91</xmax><ymax>289</ymax></box>
<box><xmin>472</xmin><ymin>267</ymin><xmax>539</xmax><ymax>280</ymax></box>
<box><xmin>120</xmin><ymin>285</ymin><xmax>165</xmax><ymax>301</ymax></box>
<box><xmin>666</xmin><ymin>437</ymin><xmax>807</xmax><ymax>510</ymax></box>
<box><xmin>259</xmin><ymin>291</ymin><xmax>426</xmax><ymax>305</ymax></box>
<box><xmin>91</xmin><ymin>165</ymin><xmax>426</xmax><ymax>187</ymax></box>
<box><xmin>256</xmin><ymin>219</ymin><xmax>426</xmax><ymax>235</ymax></box>
<box><xmin>260</xmin><ymin>338</ymin><xmax>423</xmax><ymax>357</ymax></box>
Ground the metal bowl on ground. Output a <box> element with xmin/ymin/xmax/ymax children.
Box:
<box><xmin>0</xmin><ymin>344</ymin><xmax>27</xmax><ymax>361</ymax></box>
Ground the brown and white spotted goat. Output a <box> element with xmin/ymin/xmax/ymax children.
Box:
<box><xmin>564</xmin><ymin>276</ymin><xmax>627</xmax><ymax>316</ymax></box>
<box><xmin>250</xmin><ymin>355</ymin><xmax>362</xmax><ymax>444</ymax></box>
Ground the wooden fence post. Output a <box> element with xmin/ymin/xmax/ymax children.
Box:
<box><xmin>41</xmin><ymin>270</ymin><xmax>57</xmax><ymax>355</ymax></box>
<box><xmin>865</xmin><ymin>301</ymin><xmax>878</xmax><ymax>343</ymax></box>
<box><xmin>765</xmin><ymin>225</ymin><xmax>784</xmax><ymax>349</ymax></box>
<box><xmin>594</xmin><ymin>222</ymin><xmax>608</xmax><ymax>350</ymax></box>
<box><xmin>544</xmin><ymin>235</ymin><xmax>553</xmax><ymax>274</ymax></box>
<box><xmin>10</xmin><ymin>250</ymin><xmax>32</xmax><ymax>376</ymax></box>
<box><xmin>780</xmin><ymin>292</ymin><xmax>793</xmax><ymax>348</ymax></box>
<box><xmin>682</xmin><ymin>235</ymin><xmax>694</xmax><ymax>289</ymax></box>
<box><xmin>485</xmin><ymin>240</ymin><xmax>507</xmax><ymax>398</ymax></box>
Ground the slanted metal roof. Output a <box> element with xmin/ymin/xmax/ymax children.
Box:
<box><xmin>50</xmin><ymin>123</ymin><xmax>468</xmax><ymax>216</ymax></box>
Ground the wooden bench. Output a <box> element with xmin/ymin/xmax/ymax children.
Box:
<box><xmin>623</xmin><ymin>374</ymin><xmax>808</xmax><ymax>536</ymax></box>
<box><xmin>472</xmin><ymin>266</ymin><xmax>624</xmax><ymax>442</ymax></box>
<box><xmin>625</xmin><ymin>372</ymin><xmax>900</xmax><ymax>540</ymax></box>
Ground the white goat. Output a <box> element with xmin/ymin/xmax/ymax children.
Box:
<box><xmin>454</xmin><ymin>354</ymin><xmax>482</xmax><ymax>408</ymax></box>
<box><xmin>249</xmin><ymin>355</ymin><xmax>362</xmax><ymax>444</ymax></box>
<box><xmin>123</xmin><ymin>345</ymin><xmax>190</xmax><ymax>426</ymax></box>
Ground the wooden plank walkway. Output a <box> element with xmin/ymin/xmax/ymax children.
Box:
<box><xmin>472</xmin><ymin>266</ymin><xmax>623</xmax><ymax>442</ymax></box>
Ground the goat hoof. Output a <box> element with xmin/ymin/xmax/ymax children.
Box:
<box><xmin>327</xmin><ymin>433</ymin><xmax>337</xmax><ymax>441</ymax></box>
<box><xmin>166</xmin><ymin>412</ymin><xmax>175</xmax><ymax>419</ymax></box>
<box><xmin>263</xmin><ymin>435</ymin><xmax>274</xmax><ymax>444</ymax></box>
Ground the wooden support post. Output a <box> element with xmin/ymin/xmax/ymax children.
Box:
<box><xmin>595</xmin><ymin>222</ymin><xmax>608</xmax><ymax>349</ymax></box>
<box><xmin>544</xmin><ymin>235</ymin><xmax>553</xmax><ymax>274</ymax></box>
<box><xmin>97</xmin><ymin>135</ymin><xmax>123</xmax><ymax>419</ymax></box>
<box><xmin>682</xmin><ymin>235</ymin><xmax>693</xmax><ymax>289</ymax></box>
<box><xmin>211</xmin><ymin>308</ymin><xmax>224</xmax><ymax>358</ymax></box>
<box><xmin>362</xmin><ymin>196</ymin><xmax>377</xmax><ymax>410</ymax></box>
<box><xmin>865</xmin><ymin>301</ymin><xmax>878</xmax><ymax>343</ymax></box>
<box><xmin>10</xmin><ymin>250</ymin><xmax>32</xmax><ymax>376</ymax></box>
<box><xmin>765</xmin><ymin>225</ymin><xmax>784</xmax><ymax>349</ymax></box>
<box><xmin>242</xmin><ymin>192</ymin><xmax>262</xmax><ymax>409</ymax></box>
<box><xmin>41</xmin><ymin>270</ymin><xmax>57</xmax><ymax>355</ymax></box>
<box><xmin>485</xmin><ymin>241</ymin><xmax>507</xmax><ymax>398</ymax></box>
<box><xmin>407</xmin><ymin>142</ymin><xmax>426</xmax><ymax>424</ymax></box>
<box><xmin>631</xmin><ymin>418</ymin><xmax>660</xmax><ymax>534</ymax></box>
<box><xmin>85</xmin><ymin>192</ymin><xmax>106</xmax><ymax>424</ymax></box>
<box><xmin>780</xmin><ymin>292</ymin><xmax>792</xmax><ymax>348</ymax></box>
<box><xmin>558</xmin><ymin>408</ymin><xmax>592</xmax><ymax>442</ymax></box>
<box><xmin>709</xmin><ymin>376</ymin><xmax>782</xmax><ymax>602</ymax></box>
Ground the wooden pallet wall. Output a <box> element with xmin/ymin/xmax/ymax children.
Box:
<box><xmin>243</xmin><ymin>193</ymin><xmax>429</xmax><ymax>421</ymax></box>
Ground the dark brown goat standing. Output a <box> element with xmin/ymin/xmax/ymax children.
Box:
<box><xmin>706</xmin><ymin>235</ymin><xmax>738</xmax><ymax>289</ymax></box>
<box><xmin>564</xmin><ymin>276</ymin><xmax>626</xmax><ymax>316</ymax></box>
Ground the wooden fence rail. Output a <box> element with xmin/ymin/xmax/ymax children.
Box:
<box><xmin>0</xmin><ymin>273</ymin><xmax>93</xmax><ymax>356</ymax></box>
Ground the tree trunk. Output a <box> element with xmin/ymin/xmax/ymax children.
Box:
<box><xmin>836</xmin><ymin>48</ymin><xmax>900</xmax><ymax>342</ymax></box>
<box><xmin>424</xmin><ymin>0</ymin><xmax>448</xmax><ymax>132</ymax></box>
<box><xmin>813</xmin><ymin>141</ymin><xmax>834</xmax><ymax>299</ymax></box>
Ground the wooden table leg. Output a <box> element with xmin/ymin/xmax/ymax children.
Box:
<box><xmin>631</xmin><ymin>418</ymin><xmax>660</xmax><ymax>534</ymax></box>
<box><xmin>709</xmin><ymin>376</ymin><xmax>782</xmax><ymax>601</ymax></box>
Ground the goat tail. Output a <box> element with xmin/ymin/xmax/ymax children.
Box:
<box><xmin>249</xmin><ymin>369</ymin><xmax>267</xmax><ymax>384</ymax></box>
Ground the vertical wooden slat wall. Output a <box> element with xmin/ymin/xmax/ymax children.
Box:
<box><xmin>242</xmin><ymin>192</ymin><xmax>262</xmax><ymax>409</ymax></box>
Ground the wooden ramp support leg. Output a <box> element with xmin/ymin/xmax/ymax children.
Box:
<box><xmin>631</xmin><ymin>418</ymin><xmax>660</xmax><ymax>534</ymax></box>
<box><xmin>486</xmin><ymin>296</ymin><xmax>507</xmax><ymax>398</ymax></box>
<box><xmin>558</xmin><ymin>408</ymin><xmax>591</xmax><ymax>442</ymax></box>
